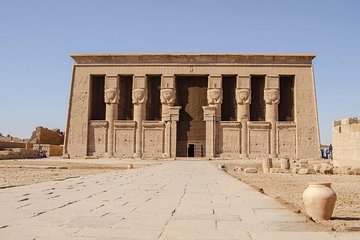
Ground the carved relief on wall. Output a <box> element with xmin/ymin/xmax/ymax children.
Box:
<box><xmin>207</xmin><ymin>88</ymin><xmax>223</xmax><ymax>105</ymax></box>
<box><xmin>249</xmin><ymin>129</ymin><xmax>269</xmax><ymax>157</ymax></box>
<box><xmin>236</xmin><ymin>88</ymin><xmax>251</xmax><ymax>104</ymax></box>
<box><xmin>132</xmin><ymin>88</ymin><xmax>147</xmax><ymax>104</ymax></box>
<box><xmin>160</xmin><ymin>88</ymin><xmax>176</xmax><ymax>105</ymax></box>
<box><xmin>264</xmin><ymin>89</ymin><xmax>280</xmax><ymax>104</ymax></box>
<box><xmin>277</xmin><ymin>128</ymin><xmax>296</xmax><ymax>158</ymax></box>
<box><xmin>115</xmin><ymin>129</ymin><xmax>135</xmax><ymax>156</ymax></box>
<box><xmin>104</xmin><ymin>88</ymin><xmax>119</xmax><ymax>104</ymax></box>
<box><xmin>221</xmin><ymin>129</ymin><xmax>240</xmax><ymax>154</ymax></box>
<box><xmin>143</xmin><ymin>129</ymin><xmax>163</xmax><ymax>155</ymax></box>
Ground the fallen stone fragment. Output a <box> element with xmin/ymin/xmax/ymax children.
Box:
<box><xmin>244</xmin><ymin>167</ymin><xmax>258</xmax><ymax>173</ymax></box>
<box><xmin>320</xmin><ymin>165</ymin><xmax>333</xmax><ymax>174</ymax></box>
<box><xmin>349</xmin><ymin>167</ymin><xmax>360</xmax><ymax>175</ymax></box>
<box><xmin>313</xmin><ymin>164</ymin><xmax>321</xmax><ymax>173</ymax></box>
<box><xmin>298</xmin><ymin>168</ymin><xmax>316</xmax><ymax>175</ymax></box>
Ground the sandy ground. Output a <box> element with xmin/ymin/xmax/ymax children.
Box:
<box><xmin>216</xmin><ymin>159</ymin><xmax>360</xmax><ymax>232</ymax></box>
<box><xmin>0</xmin><ymin>158</ymin><xmax>162</xmax><ymax>188</ymax></box>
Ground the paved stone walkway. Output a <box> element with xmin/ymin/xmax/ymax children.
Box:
<box><xmin>0</xmin><ymin>161</ymin><xmax>358</xmax><ymax>239</ymax></box>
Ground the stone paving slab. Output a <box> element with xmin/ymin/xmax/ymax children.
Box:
<box><xmin>0</xmin><ymin>161</ymin><xmax>359</xmax><ymax>239</ymax></box>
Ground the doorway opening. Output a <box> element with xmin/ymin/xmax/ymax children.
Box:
<box><xmin>187</xmin><ymin>144</ymin><xmax>195</xmax><ymax>157</ymax></box>
<box><xmin>176</xmin><ymin>76</ymin><xmax>207</xmax><ymax>157</ymax></box>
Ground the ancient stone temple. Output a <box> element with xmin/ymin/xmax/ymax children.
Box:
<box><xmin>63</xmin><ymin>54</ymin><xmax>320</xmax><ymax>159</ymax></box>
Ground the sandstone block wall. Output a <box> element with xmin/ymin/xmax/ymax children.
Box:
<box><xmin>64</xmin><ymin>54</ymin><xmax>321</xmax><ymax>160</ymax></box>
<box><xmin>29</xmin><ymin>127</ymin><xmax>64</xmax><ymax>145</ymax></box>
<box><xmin>33</xmin><ymin>144</ymin><xmax>63</xmax><ymax>157</ymax></box>
<box><xmin>333</xmin><ymin>117</ymin><xmax>360</xmax><ymax>167</ymax></box>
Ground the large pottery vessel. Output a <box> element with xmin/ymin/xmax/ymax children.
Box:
<box><xmin>302</xmin><ymin>182</ymin><xmax>337</xmax><ymax>220</ymax></box>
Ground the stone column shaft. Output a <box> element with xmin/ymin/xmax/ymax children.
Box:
<box><xmin>132</xmin><ymin>76</ymin><xmax>147</xmax><ymax>158</ymax></box>
<box><xmin>104</xmin><ymin>76</ymin><xmax>120</xmax><ymax>157</ymax></box>
<box><xmin>160</xmin><ymin>75</ymin><xmax>176</xmax><ymax>158</ymax></box>
<box><xmin>203</xmin><ymin>106</ymin><xmax>216</xmax><ymax>158</ymax></box>
<box><xmin>236</xmin><ymin>76</ymin><xmax>251</xmax><ymax>159</ymax></box>
<box><xmin>264</xmin><ymin>75</ymin><xmax>280</xmax><ymax>158</ymax></box>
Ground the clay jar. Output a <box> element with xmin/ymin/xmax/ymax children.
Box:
<box><xmin>302</xmin><ymin>182</ymin><xmax>337</xmax><ymax>221</ymax></box>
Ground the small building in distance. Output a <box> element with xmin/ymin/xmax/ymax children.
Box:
<box><xmin>63</xmin><ymin>53</ymin><xmax>321</xmax><ymax>160</ymax></box>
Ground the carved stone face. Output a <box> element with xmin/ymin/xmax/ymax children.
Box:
<box><xmin>207</xmin><ymin>88</ymin><xmax>222</xmax><ymax>104</ymax></box>
<box><xmin>162</xmin><ymin>89</ymin><xmax>175</xmax><ymax>102</ymax></box>
<box><xmin>267</xmin><ymin>89</ymin><xmax>279</xmax><ymax>101</ymax></box>
<box><xmin>236</xmin><ymin>89</ymin><xmax>250</xmax><ymax>104</ymax></box>
<box><xmin>104</xmin><ymin>88</ymin><xmax>119</xmax><ymax>104</ymax></box>
<box><xmin>264</xmin><ymin>89</ymin><xmax>280</xmax><ymax>104</ymax></box>
<box><xmin>132</xmin><ymin>88</ymin><xmax>146</xmax><ymax>104</ymax></box>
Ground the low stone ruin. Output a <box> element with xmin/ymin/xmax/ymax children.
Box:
<box><xmin>29</xmin><ymin>127</ymin><xmax>64</xmax><ymax>145</ymax></box>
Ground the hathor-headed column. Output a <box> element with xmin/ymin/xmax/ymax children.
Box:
<box><xmin>264</xmin><ymin>75</ymin><xmax>280</xmax><ymax>158</ymax></box>
<box><xmin>160</xmin><ymin>75</ymin><xmax>176</xmax><ymax>157</ymax></box>
<box><xmin>132</xmin><ymin>75</ymin><xmax>147</xmax><ymax>158</ymax></box>
<box><xmin>236</xmin><ymin>75</ymin><xmax>251</xmax><ymax>159</ymax></box>
<box><xmin>104</xmin><ymin>75</ymin><xmax>120</xmax><ymax>157</ymax></box>
<box><xmin>205</xmin><ymin>75</ymin><xmax>223</xmax><ymax>158</ymax></box>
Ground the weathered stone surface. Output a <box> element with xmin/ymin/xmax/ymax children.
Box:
<box><xmin>0</xmin><ymin>148</ymin><xmax>38</xmax><ymax>160</ymax></box>
<box><xmin>298</xmin><ymin>168</ymin><xmax>316</xmax><ymax>175</ymax></box>
<box><xmin>333</xmin><ymin>117</ymin><xmax>360</xmax><ymax>167</ymax></box>
<box><xmin>29</xmin><ymin>126</ymin><xmax>64</xmax><ymax>145</ymax></box>
<box><xmin>349</xmin><ymin>167</ymin><xmax>360</xmax><ymax>175</ymax></box>
<box><xmin>292</xmin><ymin>167</ymin><xmax>301</xmax><ymax>174</ymax></box>
<box><xmin>244</xmin><ymin>167</ymin><xmax>258</xmax><ymax>173</ymax></box>
<box><xmin>270</xmin><ymin>168</ymin><xmax>286</xmax><ymax>174</ymax></box>
<box><xmin>313</xmin><ymin>164</ymin><xmax>321</xmax><ymax>173</ymax></box>
<box><xmin>280</xmin><ymin>158</ymin><xmax>290</xmax><ymax>170</ymax></box>
<box><xmin>320</xmin><ymin>164</ymin><xmax>334</xmax><ymax>174</ymax></box>
<box><xmin>32</xmin><ymin>144</ymin><xmax>63</xmax><ymax>157</ymax></box>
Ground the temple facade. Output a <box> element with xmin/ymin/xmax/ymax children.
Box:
<box><xmin>63</xmin><ymin>54</ymin><xmax>320</xmax><ymax>159</ymax></box>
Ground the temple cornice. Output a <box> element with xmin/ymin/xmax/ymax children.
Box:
<box><xmin>71</xmin><ymin>53</ymin><xmax>316</xmax><ymax>65</ymax></box>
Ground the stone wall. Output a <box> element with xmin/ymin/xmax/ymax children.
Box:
<box><xmin>32</xmin><ymin>144</ymin><xmax>63</xmax><ymax>157</ymax></box>
<box><xmin>333</xmin><ymin>117</ymin><xmax>360</xmax><ymax>167</ymax></box>
<box><xmin>29</xmin><ymin>126</ymin><xmax>64</xmax><ymax>145</ymax></box>
<box><xmin>0</xmin><ymin>141</ymin><xmax>26</xmax><ymax>150</ymax></box>
<box><xmin>0</xmin><ymin>148</ymin><xmax>38</xmax><ymax>160</ymax></box>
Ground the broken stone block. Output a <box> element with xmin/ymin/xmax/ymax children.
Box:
<box><xmin>233</xmin><ymin>166</ymin><xmax>243</xmax><ymax>172</ymax></box>
<box><xmin>320</xmin><ymin>165</ymin><xmax>333</xmax><ymax>174</ymax></box>
<box><xmin>244</xmin><ymin>167</ymin><xmax>258</xmax><ymax>173</ymax></box>
<box><xmin>292</xmin><ymin>167</ymin><xmax>301</xmax><ymax>174</ymax></box>
<box><xmin>280</xmin><ymin>158</ymin><xmax>290</xmax><ymax>170</ymax></box>
<box><xmin>128</xmin><ymin>164</ymin><xmax>134</xmax><ymax>169</ymax></box>
<box><xmin>298</xmin><ymin>168</ymin><xmax>316</xmax><ymax>175</ymax></box>
<box><xmin>313</xmin><ymin>164</ymin><xmax>321</xmax><ymax>173</ymax></box>
<box><xmin>349</xmin><ymin>167</ymin><xmax>360</xmax><ymax>175</ymax></box>
<box><xmin>262</xmin><ymin>158</ymin><xmax>273</xmax><ymax>173</ymax></box>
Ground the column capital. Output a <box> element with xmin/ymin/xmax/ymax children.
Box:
<box><xmin>236</xmin><ymin>88</ymin><xmax>251</xmax><ymax>105</ymax></box>
<box><xmin>160</xmin><ymin>88</ymin><xmax>176</xmax><ymax>105</ymax></box>
<box><xmin>203</xmin><ymin>106</ymin><xmax>216</xmax><ymax>121</ymax></box>
<box><xmin>264</xmin><ymin>88</ymin><xmax>280</xmax><ymax>105</ymax></box>
<box><xmin>104</xmin><ymin>88</ymin><xmax>119</xmax><ymax>104</ymax></box>
<box><xmin>132</xmin><ymin>88</ymin><xmax>147</xmax><ymax>104</ymax></box>
<box><xmin>207</xmin><ymin>88</ymin><xmax>223</xmax><ymax>105</ymax></box>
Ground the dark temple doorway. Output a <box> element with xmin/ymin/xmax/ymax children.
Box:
<box><xmin>176</xmin><ymin>76</ymin><xmax>207</xmax><ymax>157</ymax></box>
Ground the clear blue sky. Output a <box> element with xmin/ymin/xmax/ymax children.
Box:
<box><xmin>1</xmin><ymin>0</ymin><xmax>359</xmax><ymax>144</ymax></box>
